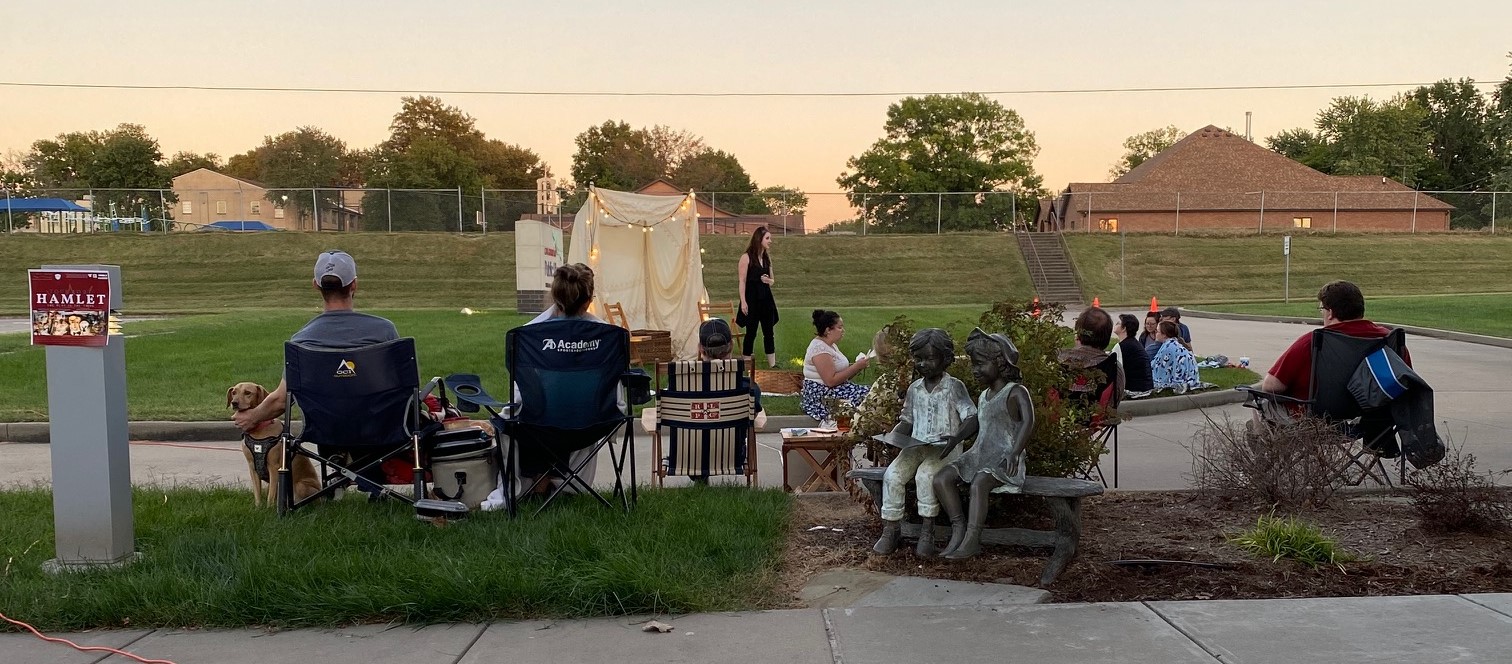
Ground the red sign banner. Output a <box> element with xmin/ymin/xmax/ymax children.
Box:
<box><xmin>29</xmin><ymin>269</ymin><xmax>111</xmax><ymax>347</ymax></box>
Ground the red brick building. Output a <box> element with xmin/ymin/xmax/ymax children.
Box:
<box><xmin>1043</xmin><ymin>126</ymin><xmax>1452</xmax><ymax>233</ymax></box>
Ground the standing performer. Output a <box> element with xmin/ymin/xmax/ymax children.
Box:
<box><xmin>736</xmin><ymin>226</ymin><xmax>779</xmax><ymax>369</ymax></box>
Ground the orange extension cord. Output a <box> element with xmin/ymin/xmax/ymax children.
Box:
<box><xmin>1</xmin><ymin>610</ymin><xmax>178</xmax><ymax>664</ymax></box>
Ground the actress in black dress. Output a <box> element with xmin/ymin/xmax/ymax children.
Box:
<box><xmin>737</xmin><ymin>226</ymin><xmax>779</xmax><ymax>368</ymax></box>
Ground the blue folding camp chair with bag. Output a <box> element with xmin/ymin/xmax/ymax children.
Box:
<box><xmin>277</xmin><ymin>337</ymin><xmax>490</xmax><ymax>519</ymax></box>
<box><xmin>1238</xmin><ymin>327</ymin><xmax>1444</xmax><ymax>486</ymax></box>
<box><xmin>443</xmin><ymin>318</ymin><xmax>651</xmax><ymax>517</ymax></box>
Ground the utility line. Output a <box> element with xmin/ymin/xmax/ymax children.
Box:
<box><xmin>0</xmin><ymin>79</ymin><xmax>1502</xmax><ymax>98</ymax></box>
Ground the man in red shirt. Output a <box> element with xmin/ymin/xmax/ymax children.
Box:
<box><xmin>1257</xmin><ymin>280</ymin><xmax>1408</xmax><ymax>401</ymax></box>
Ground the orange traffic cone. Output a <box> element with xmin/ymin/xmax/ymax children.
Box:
<box><xmin>1092</xmin><ymin>296</ymin><xmax>1101</xmax><ymax>308</ymax></box>
<box><xmin>1149</xmin><ymin>296</ymin><xmax>1159</xmax><ymax>313</ymax></box>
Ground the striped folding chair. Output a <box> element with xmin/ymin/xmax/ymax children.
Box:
<box><xmin>652</xmin><ymin>358</ymin><xmax>758</xmax><ymax>487</ymax></box>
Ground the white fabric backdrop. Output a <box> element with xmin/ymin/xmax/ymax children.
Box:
<box><xmin>566</xmin><ymin>186</ymin><xmax>706</xmax><ymax>360</ymax></box>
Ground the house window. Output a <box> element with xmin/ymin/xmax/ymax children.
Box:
<box><xmin>249</xmin><ymin>201</ymin><xmax>261</xmax><ymax>216</ymax></box>
<box><xmin>1293</xmin><ymin>217</ymin><xmax>1312</xmax><ymax>229</ymax></box>
<box><xmin>274</xmin><ymin>206</ymin><xmax>285</xmax><ymax>219</ymax></box>
<box><xmin>1098</xmin><ymin>218</ymin><xmax>1118</xmax><ymax>232</ymax></box>
<box><xmin>181</xmin><ymin>201</ymin><xmax>193</xmax><ymax>214</ymax></box>
<box><xmin>216</xmin><ymin>201</ymin><xmax>228</xmax><ymax>215</ymax></box>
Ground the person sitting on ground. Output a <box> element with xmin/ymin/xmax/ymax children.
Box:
<box><xmin>1160</xmin><ymin>306</ymin><xmax>1193</xmax><ymax>349</ymax></box>
<box><xmin>1254</xmin><ymin>280</ymin><xmax>1410</xmax><ymax>403</ymax></box>
<box><xmin>1137</xmin><ymin>311</ymin><xmax>1161</xmax><ymax>358</ymax></box>
<box><xmin>1150</xmin><ymin>320</ymin><xmax>1202</xmax><ymax>393</ymax></box>
<box><xmin>800</xmin><ymin>309</ymin><xmax>871</xmax><ymax>427</ymax></box>
<box><xmin>1057</xmin><ymin>306</ymin><xmax>1123</xmax><ymax>410</ymax></box>
<box><xmin>1115</xmin><ymin>313</ymin><xmax>1154</xmax><ymax>394</ymax></box>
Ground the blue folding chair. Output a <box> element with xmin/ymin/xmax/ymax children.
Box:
<box><xmin>447</xmin><ymin>319</ymin><xmax>650</xmax><ymax>517</ymax></box>
<box><xmin>278</xmin><ymin>338</ymin><xmax>487</xmax><ymax>515</ymax></box>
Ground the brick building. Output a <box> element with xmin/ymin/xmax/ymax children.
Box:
<box><xmin>1043</xmin><ymin>126</ymin><xmax>1452</xmax><ymax>233</ymax></box>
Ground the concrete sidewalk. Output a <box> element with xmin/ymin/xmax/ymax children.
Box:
<box><xmin>7</xmin><ymin>593</ymin><xmax>1512</xmax><ymax>663</ymax></box>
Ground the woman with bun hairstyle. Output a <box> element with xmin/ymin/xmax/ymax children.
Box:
<box><xmin>736</xmin><ymin>226</ymin><xmax>779</xmax><ymax>368</ymax></box>
<box><xmin>800</xmin><ymin>309</ymin><xmax>871</xmax><ymax>426</ymax></box>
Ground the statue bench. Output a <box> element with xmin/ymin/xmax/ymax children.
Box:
<box><xmin>846</xmin><ymin>466</ymin><xmax>1104</xmax><ymax>586</ymax></box>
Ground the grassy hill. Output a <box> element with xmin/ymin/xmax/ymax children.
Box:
<box><xmin>0</xmin><ymin>232</ymin><xmax>1036</xmax><ymax>314</ymax></box>
<box><xmin>1064</xmin><ymin>233</ymin><xmax>1512</xmax><ymax>306</ymax></box>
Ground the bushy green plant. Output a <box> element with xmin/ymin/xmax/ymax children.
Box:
<box><xmin>972</xmin><ymin>299</ymin><xmax>1107</xmax><ymax>479</ymax></box>
<box><xmin>1229</xmin><ymin>514</ymin><xmax>1358</xmax><ymax>569</ymax></box>
<box><xmin>847</xmin><ymin>316</ymin><xmax>916</xmax><ymax>465</ymax></box>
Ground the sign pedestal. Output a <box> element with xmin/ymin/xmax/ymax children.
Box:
<box><xmin>34</xmin><ymin>264</ymin><xmax>136</xmax><ymax>572</ymax></box>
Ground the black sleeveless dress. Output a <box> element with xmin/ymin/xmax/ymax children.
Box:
<box><xmin>737</xmin><ymin>254</ymin><xmax>778</xmax><ymax>328</ymax></box>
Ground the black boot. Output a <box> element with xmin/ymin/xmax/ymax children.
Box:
<box><xmin>938</xmin><ymin>516</ymin><xmax>967</xmax><ymax>558</ymax></box>
<box><xmin>944</xmin><ymin>527</ymin><xmax>982</xmax><ymax>560</ymax></box>
<box><xmin>915</xmin><ymin>517</ymin><xmax>939</xmax><ymax>557</ymax></box>
<box><xmin>872</xmin><ymin>519</ymin><xmax>901</xmax><ymax>555</ymax></box>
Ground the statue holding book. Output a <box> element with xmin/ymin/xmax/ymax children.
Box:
<box><xmin>871</xmin><ymin>328</ymin><xmax>978</xmax><ymax>557</ymax></box>
<box><xmin>931</xmin><ymin>328</ymin><xmax>1036</xmax><ymax>559</ymax></box>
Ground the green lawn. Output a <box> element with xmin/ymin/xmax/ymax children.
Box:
<box><xmin>1064</xmin><ymin>233</ymin><xmax>1512</xmax><ymax>307</ymax></box>
<box><xmin>0</xmin><ymin>232</ymin><xmax>1035</xmax><ymax>314</ymax></box>
<box><xmin>0</xmin><ymin>485</ymin><xmax>791</xmax><ymax>630</ymax></box>
<box><xmin>1198</xmin><ymin>293</ymin><xmax>1512</xmax><ymax>339</ymax></box>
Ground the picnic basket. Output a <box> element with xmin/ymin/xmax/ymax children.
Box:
<box><xmin>754</xmin><ymin>368</ymin><xmax>804</xmax><ymax>395</ymax></box>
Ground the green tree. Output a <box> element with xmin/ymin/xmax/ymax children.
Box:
<box><xmin>161</xmin><ymin>151</ymin><xmax>222</xmax><ymax>179</ymax></box>
<box><xmin>570</xmin><ymin>120</ymin><xmax>663</xmax><ymax>191</ymax></box>
<box><xmin>1315</xmin><ymin>94</ymin><xmax>1433</xmax><ymax>184</ymax></box>
<box><xmin>1410</xmin><ymin>79</ymin><xmax>1504</xmax><ymax>192</ymax></box>
<box><xmin>1265</xmin><ymin>128</ymin><xmax>1335</xmax><ymax>172</ymax></box>
<box><xmin>670</xmin><ymin>148</ymin><xmax>757</xmax><ymax>210</ymax></box>
<box><xmin>25</xmin><ymin>123</ymin><xmax>168</xmax><ymax>217</ymax></box>
<box><xmin>234</xmin><ymin>127</ymin><xmax>358</xmax><ymax>229</ymax></box>
<box><xmin>1109</xmin><ymin>125</ymin><xmax>1185</xmax><ymax>178</ymax></box>
<box><xmin>837</xmin><ymin>93</ymin><xmax>1044</xmax><ymax>233</ymax></box>
<box><xmin>751</xmin><ymin>185</ymin><xmax>808</xmax><ymax>216</ymax></box>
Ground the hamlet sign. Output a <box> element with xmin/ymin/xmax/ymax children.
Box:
<box><xmin>29</xmin><ymin>269</ymin><xmax>111</xmax><ymax>347</ymax></box>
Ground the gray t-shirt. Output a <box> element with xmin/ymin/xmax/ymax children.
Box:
<box><xmin>290</xmin><ymin>310</ymin><xmax>399</xmax><ymax>349</ymax></box>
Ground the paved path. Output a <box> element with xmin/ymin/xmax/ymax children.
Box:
<box><xmin>6</xmin><ymin>594</ymin><xmax>1512</xmax><ymax>663</ymax></box>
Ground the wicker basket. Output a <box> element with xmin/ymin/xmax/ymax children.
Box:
<box><xmin>630</xmin><ymin>329</ymin><xmax>673</xmax><ymax>365</ymax></box>
<box><xmin>754</xmin><ymin>368</ymin><xmax>805</xmax><ymax>395</ymax></box>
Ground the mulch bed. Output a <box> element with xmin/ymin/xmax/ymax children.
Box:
<box><xmin>779</xmin><ymin>491</ymin><xmax>1512</xmax><ymax>603</ymax></box>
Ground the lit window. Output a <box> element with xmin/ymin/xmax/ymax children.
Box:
<box><xmin>1098</xmin><ymin>218</ymin><xmax>1119</xmax><ymax>232</ymax></box>
<box><xmin>1293</xmin><ymin>217</ymin><xmax>1312</xmax><ymax>229</ymax></box>
<box><xmin>181</xmin><ymin>201</ymin><xmax>193</xmax><ymax>214</ymax></box>
<box><xmin>249</xmin><ymin>201</ymin><xmax>261</xmax><ymax>215</ymax></box>
<box><xmin>216</xmin><ymin>201</ymin><xmax>228</xmax><ymax>215</ymax></box>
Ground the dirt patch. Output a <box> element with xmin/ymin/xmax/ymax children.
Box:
<box><xmin>778</xmin><ymin>491</ymin><xmax>1512</xmax><ymax>603</ymax></box>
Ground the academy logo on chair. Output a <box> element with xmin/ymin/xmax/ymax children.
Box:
<box><xmin>542</xmin><ymin>338</ymin><xmax>600</xmax><ymax>352</ymax></box>
<box><xmin>333</xmin><ymin>359</ymin><xmax>357</xmax><ymax>378</ymax></box>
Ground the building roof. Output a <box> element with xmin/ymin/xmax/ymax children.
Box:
<box><xmin>1062</xmin><ymin>126</ymin><xmax>1451</xmax><ymax>213</ymax></box>
<box><xmin>172</xmin><ymin>167</ymin><xmax>269</xmax><ymax>190</ymax></box>
<box><xmin>635</xmin><ymin>178</ymin><xmax>740</xmax><ymax>218</ymax></box>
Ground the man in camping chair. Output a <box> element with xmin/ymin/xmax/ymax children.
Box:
<box><xmin>1242</xmin><ymin>280</ymin><xmax>1444</xmax><ymax>482</ymax></box>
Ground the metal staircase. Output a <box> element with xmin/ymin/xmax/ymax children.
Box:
<box><xmin>1015</xmin><ymin>231</ymin><xmax>1084</xmax><ymax>307</ymax></box>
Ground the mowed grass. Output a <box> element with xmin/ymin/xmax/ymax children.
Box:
<box><xmin>1199</xmin><ymin>293</ymin><xmax>1512</xmax><ymax>339</ymax></box>
<box><xmin>0</xmin><ymin>232</ymin><xmax>1034</xmax><ymax>314</ymax></box>
<box><xmin>1065</xmin><ymin>233</ymin><xmax>1512</xmax><ymax>307</ymax></box>
<box><xmin>0</xmin><ymin>485</ymin><xmax>791</xmax><ymax>630</ymax></box>
<box><xmin>0</xmin><ymin>306</ymin><xmax>990</xmax><ymax>422</ymax></box>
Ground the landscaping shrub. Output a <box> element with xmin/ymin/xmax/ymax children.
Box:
<box><xmin>1230</xmin><ymin>513</ymin><xmax>1357</xmax><ymax>568</ymax></box>
<box><xmin>1190</xmin><ymin>413</ymin><xmax>1354</xmax><ymax>510</ymax></box>
<box><xmin>1405</xmin><ymin>443</ymin><xmax>1512</xmax><ymax>534</ymax></box>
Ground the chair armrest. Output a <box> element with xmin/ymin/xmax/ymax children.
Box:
<box><xmin>1234</xmin><ymin>386</ymin><xmax>1310</xmax><ymax>407</ymax></box>
<box><xmin>621</xmin><ymin>368</ymin><xmax>653</xmax><ymax>406</ymax></box>
<box><xmin>443</xmin><ymin>373</ymin><xmax>507</xmax><ymax>412</ymax></box>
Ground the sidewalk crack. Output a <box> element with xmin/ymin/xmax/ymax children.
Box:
<box><xmin>1141</xmin><ymin>602</ymin><xmax>1228</xmax><ymax>662</ymax></box>
<box><xmin>821</xmin><ymin>608</ymin><xmax>844</xmax><ymax>664</ymax></box>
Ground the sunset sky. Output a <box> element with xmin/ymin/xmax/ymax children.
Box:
<box><xmin>2</xmin><ymin>1</ymin><xmax>1509</xmax><ymax>226</ymax></box>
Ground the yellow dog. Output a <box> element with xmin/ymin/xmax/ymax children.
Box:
<box><xmin>227</xmin><ymin>382</ymin><xmax>321</xmax><ymax>508</ymax></box>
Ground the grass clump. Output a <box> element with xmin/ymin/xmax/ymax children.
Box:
<box><xmin>1229</xmin><ymin>514</ymin><xmax>1358</xmax><ymax>569</ymax></box>
<box><xmin>0</xmin><ymin>484</ymin><xmax>791</xmax><ymax>631</ymax></box>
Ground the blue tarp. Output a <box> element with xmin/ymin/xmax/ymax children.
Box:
<box><xmin>0</xmin><ymin>197</ymin><xmax>90</xmax><ymax>213</ymax></box>
<box><xmin>200</xmin><ymin>220</ymin><xmax>280</xmax><ymax>231</ymax></box>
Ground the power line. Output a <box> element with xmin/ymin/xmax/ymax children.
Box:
<box><xmin>0</xmin><ymin>79</ymin><xmax>1503</xmax><ymax>98</ymax></box>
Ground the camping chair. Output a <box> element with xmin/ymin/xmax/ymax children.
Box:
<box><xmin>277</xmin><ymin>338</ymin><xmax>491</xmax><ymax>515</ymax></box>
<box><xmin>698</xmin><ymin>300</ymin><xmax>745</xmax><ymax>350</ymax></box>
<box><xmin>487</xmin><ymin>319</ymin><xmax>650</xmax><ymax>516</ymax></box>
<box><xmin>651</xmin><ymin>358</ymin><xmax>759</xmax><ymax>487</ymax></box>
<box><xmin>605</xmin><ymin>301</ymin><xmax>655</xmax><ymax>366</ymax></box>
<box><xmin>1082</xmin><ymin>353</ymin><xmax>1123</xmax><ymax>488</ymax></box>
<box><xmin>1237</xmin><ymin>328</ymin><xmax>1420</xmax><ymax>486</ymax></box>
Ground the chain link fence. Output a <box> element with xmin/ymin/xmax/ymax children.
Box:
<box><xmin>3</xmin><ymin>186</ymin><xmax>1509</xmax><ymax>235</ymax></box>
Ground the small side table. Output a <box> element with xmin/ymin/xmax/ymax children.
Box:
<box><xmin>780</xmin><ymin>429</ymin><xmax>851</xmax><ymax>493</ymax></box>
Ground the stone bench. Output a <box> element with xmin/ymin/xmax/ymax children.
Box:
<box><xmin>846</xmin><ymin>466</ymin><xmax>1104</xmax><ymax>586</ymax></box>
